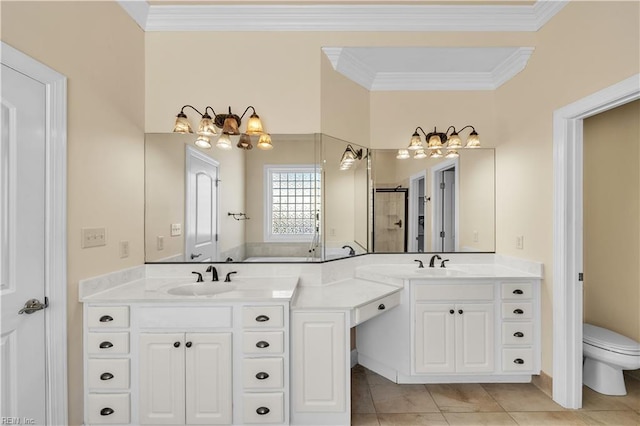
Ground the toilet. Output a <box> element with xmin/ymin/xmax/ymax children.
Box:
<box><xmin>583</xmin><ymin>323</ymin><xmax>640</xmax><ymax>395</ymax></box>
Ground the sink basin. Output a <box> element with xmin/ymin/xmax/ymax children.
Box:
<box><xmin>414</xmin><ymin>268</ymin><xmax>467</xmax><ymax>277</ymax></box>
<box><xmin>166</xmin><ymin>283</ymin><xmax>236</xmax><ymax>296</ymax></box>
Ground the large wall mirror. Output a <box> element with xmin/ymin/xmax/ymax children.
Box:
<box><xmin>371</xmin><ymin>148</ymin><xmax>495</xmax><ymax>253</ymax></box>
<box><xmin>145</xmin><ymin>133</ymin><xmax>370</xmax><ymax>263</ymax></box>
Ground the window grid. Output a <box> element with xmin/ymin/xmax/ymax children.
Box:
<box><xmin>269</xmin><ymin>169</ymin><xmax>320</xmax><ymax>238</ymax></box>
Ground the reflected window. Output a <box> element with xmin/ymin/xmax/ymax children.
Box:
<box><xmin>264</xmin><ymin>165</ymin><xmax>320</xmax><ymax>242</ymax></box>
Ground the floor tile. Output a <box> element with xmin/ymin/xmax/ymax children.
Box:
<box><xmin>365</xmin><ymin>369</ymin><xmax>396</xmax><ymax>386</ymax></box>
<box><xmin>580</xmin><ymin>385</ymin><xmax>635</xmax><ymax>411</ymax></box>
<box><xmin>578</xmin><ymin>410</ymin><xmax>640</xmax><ymax>425</ymax></box>
<box><xmin>352</xmin><ymin>413</ymin><xmax>380</xmax><ymax>426</ymax></box>
<box><xmin>618</xmin><ymin>374</ymin><xmax>640</xmax><ymax>412</ymax></box>
<box><xmin>482</xmin><ymin>383</ymin><xmax>566</xmax><ymax>412</ymax></box>
<box><xmin>508</xmin><ymin>411</ymin><xmax>589</xmax><ymax>425</ymax></box>
<box><xmin>352</xmin><ymin>372</ymin><xmax>376</xmax><ymax>413</ymax></box>
<box><xmin>377</xmin><ymin>412</ymin><xmax>448</xmax><ymax>425</ymax></box>
<box><xmin>443</xmin><ymin>412</ymin><xmax>518</xmax><ymax>425</ymax></box>
<box><xmin>427</xmin><ymin>383</ymin><xmax>503</xmax><ymax>413</ymax></box>
<box><xmin>370</xmin><ymin>384</ymin><xmax>439</xmax><ymax>413</ymax></box>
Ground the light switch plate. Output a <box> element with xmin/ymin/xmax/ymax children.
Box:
<box><xmin>171</xmin><ymin>223</ymin><xmax>182</xmax><ymax>237</ymax></box>
<box><xmin>81</xmin><ymin>227</ymin><xmax>106</xmax><ymax>248</ymax></box>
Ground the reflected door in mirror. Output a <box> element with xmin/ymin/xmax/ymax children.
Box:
<box><xmin>373</xmin><ymin>189</ymin><xmax>408</xmax><ymax>252</ymax></box>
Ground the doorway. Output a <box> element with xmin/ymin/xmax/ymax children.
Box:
<box><xmin>373</xmin><ymin>188</ymin><xmax>408</xmax><ymax>252</ymax></box>
<box><xmin>0</xmin><ymin>42</ymin><xmax>67</xmax><ymax>424</ymax></box>
<box><xmin>431</xmin><ymin>159</ymin><xmax>459</xmax><ymax>252</ymax></box>
<box><xmin>408</xmin><ymin>172</ymin><xmax>427</xmax><ymax>252</ymax></box>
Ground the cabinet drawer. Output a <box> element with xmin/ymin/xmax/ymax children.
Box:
<box><xmin>414</xmin><ymin>283</ymin><xmax>494</xmax><ymax>301</ymax></box>
<box><xmin>501</xmin><ymin>282</ymin><xmax>533</xmax><ymax>300</ymax></box>
<box><xmin>243</xmin><ymin>358</ymin><xmax>284</xmax><ymax>389</ymax></box>
<box><xmin>88</xmin><ymin>359</ymin><xmax>130</xmax><ymax>390</ymax></box>
<box><xmin>87</xmin><ymin>306</ymin><xmax>129</xmax><ymax>328</ymax></box>
<box><xmin>243</xmin><ymin>331</ymin><xmax>284</xmax><ymax>354</ymax></box>
<box><xmin>502</xmin><ymin>322</ymin><xmax>533</xmax><ymax>345</ymax></box>
<box><xmin>502</xmin><ymin>348</ymin><xmax>534</xmax><ymax>372</ymax></box>
<box><xmin>354</xmin><ymin>291</ymin><xmax>401</xmax><ymax>326</ymax></box>
<box><xmin>243</xmin><ymin>306</ymin><xmax>284</xmax><ymax>328</ymax></box>
<box><xmin>502</xmin><ymin>303</ymin><xmax>533</xmax><ymax>319</ymax></box>
<box><xmin>87</xmin><ymin>393</ymin><xmax>130</xmax><ymax>424</ymax></box>
<box><xmin>137</xmin><ymin>306</ymin><xmax>232</xmax><ymax>328</ymax></box>
<box><xmin>87</xmin><ymin>332</ymin><xmax>129</xmax><ymax>355</ymax></box>
<box><xmin>243</xmin><ymin>392</ymin><xmax>284</xmax><ymax>424</ymax></box>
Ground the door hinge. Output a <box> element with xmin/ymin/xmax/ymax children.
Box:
<box><xmin>440</xmin><ymin>231</ymin><xmax>445</xmax><ymax>238</ymax></box>
<box><xmin>440</xmin><ymin>182</ymin><xmax>445</xmax><ymax>190</ymax></box>
<box><xmin>215</xmin><ymin>234</ymin><xmax>219</xmax><ymax>242</ymax></box>
<box><xmin>578</xmin><ymin>272</ymin><xmax>583</xmax><ymax>282</ymax></box>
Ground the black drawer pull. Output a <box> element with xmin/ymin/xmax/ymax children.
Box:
<box><xmin>255</xmin><ymin>315</ymin><xmax>270</xmax><ymax>322</ymax></box>
<box><xmin>99</xmin><ymin>341</ymin><xmax>113</xmax><ymax>349</ymax></box>
<box><xmin>449</xmin><ymin>309</ymin><xmax>455</xmax><ymax>314</ymax></box>
<box><xmin>458</xmin><ymin>309</ymin><xmax>464</xmax><ymax>314</ymax></box>
<box><xmin>99</xmin><ymin>315</ymin><xmax>113</xmax><ymax>322</ymax></box>
<box><xmin>100</xmin><ymin>408</ymin><xmax>114</xmax><ymax>416</ymax></box>
<box><xmin>256</xmin><ymin>341</ymin><xmax>270</xmax><ymax>349</ymax></box>
<box><xmin>256</xmin><ymin>407</ymin><xmax>270</xmax><ymax>415</ymax></box>
<box><xmin>512</xmin><ymin>289</ymin><xmax>524</xmax><ymax>295</ymax></box>
<box><xmin>513</xmin><ymin>309</ymin><xmax>524</xmax><ymax>315</ymax></box>
<box><xmin>378</xmin><ymin>304</ymin><xmax>385</xmax><ymax>310</ymax></box>
<box><xmin>514</xmin><ymin>358</ymin><xmax>525</xmax><ymax>365</ymax></box>
<box><xmin>513</xmin><ymin>332</ymin><xmax>524</xmax><ymax>338</ymax></box>
<box><xmin>174</xmin><ymin>341</ymin><xmax>181</xmax><ymax>348</ymax></box>
<box><xmin>185</xmin><ymin>341</ymin><xmax>192</xmax><ymax>348</ymax></box>
<box><xmin>100</xmin><ymin>372</ymin><xmax>114</xmax><ymax>381</ymax></box>
<box><xmin>256</xmin><ymin>372</ymin><xmax>270</xmax><ymax>380</ymax></box>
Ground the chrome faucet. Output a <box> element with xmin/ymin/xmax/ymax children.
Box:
<box><xmin>342</xmin><ymin>245</ymin><xmax>356</xmax><ymax>256</ymax></box>
<box><xmin>206</xmin><ymin>265</ymin><xmax>219</xmax><ymax>282</ymax></box>
<box><xmin>428</xmin><ymin>254</ymin><xmax>442</xmax><ymax>268</ymax></box>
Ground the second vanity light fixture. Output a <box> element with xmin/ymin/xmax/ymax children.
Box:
<box><xmin>173</xmin><ymin>105</ymin><xmax>273</xmax><ymax>151</ymax></box>
<box><xmin>398</xmin><ymin>125</ymin><xmax>480</xmax><ymax>160</ymax></box>
<box><xmin>339</xmin><ymin>145</ymin><xmax>363</xmax><ymax>170</ymax></box>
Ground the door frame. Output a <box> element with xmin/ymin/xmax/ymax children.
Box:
<box><xmin>1</xmin><ymin>42</ymin><xmax>68</xmax><ymax>423</ymax></box>
<box><xmin>372</xmin><ymin>187</ymin><xmax>409</xmax><ymax>252</ymax></box>
<box><xmin>408</xmin><ymin>171</ymin><xmax>426</xmax><ymax>252</ymax></box>
<box><xmin>430</xmin><ymin>158</ymin><xmax>459</xmax><ymax>252</ymax></box>
<box><xmin>552</xmin><ymin>73</ymin><xmax>639</xmax><ymax>409</ymax></box>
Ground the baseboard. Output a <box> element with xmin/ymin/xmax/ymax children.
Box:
<box><xmin>350</xmin><ymin>349</ymin><xmax>358</xmax><ymax>368</ymax></box>
<box><xmin>532</xmin><ymin>371</ymin><xmax>553</xmax><ymax>397</ymax></box>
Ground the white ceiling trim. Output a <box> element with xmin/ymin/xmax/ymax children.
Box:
<box><xmin>323</xmin><ymin>47</ymin><xmax>535</xmax><ymax>91</ymax></box>
<box><xmin>119</xmin><ymin>1</ymin><xmax>567</xmax><ymax>32</ymax></box>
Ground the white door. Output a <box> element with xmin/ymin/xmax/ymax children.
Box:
<box><xmin>0</xmin><ymin>64</ymin><xmax>47</xmax><ymax>424</ymax></box>
<box><xmin>442</xmin><ymin>169</ymin><xmax>456</xmax><ymax>252</ymax></box>
<box><xmin>185</xmin><ymin>146</ymin><xmax>219</xmax><ymax>262</ymax></box>
<box><xmin>185</xmin><ymin>333</ymin><xmax>232</xmax><ymax>425</ymax></box>
<box><xmin>455</xmin><ymin>303</ymin><xmax>494</xmax><ymax>373</ymax></box>
<box><xmin>139</xmin><ymin>333</ymin><xmax>186</xmax><ymax>425</ymax></box>
<box><xmin>414</xmin><ymin>303</ymin><xmax>455</xmax><ymax>373</ymax></box>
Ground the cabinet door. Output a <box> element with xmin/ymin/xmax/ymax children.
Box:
<box><xmin>292</xmin><ymin>311</ymin><xmax>346</xmax><ymax>413</ymax></box>
<box><xmin>455</xmin><ymin>303</ymin><xmax>494</xmax><ymax>373</ymax></box>
<box><xmin>185</xmin><ymin>333</ymin><xmax>232</xmax><ymax>425</ymax></box>
<box><xmin>414</xmin><ymin>304</ymin><xmax>455</xmax><ymax>373</ymax></box>
<box><xmin>139</xmin><ymin>333</ymin><xmax>185</xmax><ymax>424</ymax></box>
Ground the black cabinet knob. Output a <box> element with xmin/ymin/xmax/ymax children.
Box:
<box><xmin>256</xmin><ymin>341</ymin><xmax>270</xmax><ymax>349</ymax></box>
<box><xmin>512</xmin><ymin>289</ymin><xmax>524</xmax><ymax>295</ymax></box>
<box><xmin>174</xmin><ymin>342</ymin><xmax>181</xmax><ymax>348</ymax></box>
<box><xmin>514</xmin><ymin>358</ymin><xmax>525</xmax><ymax>364</ymax></box>
<box><xmin>256</xmin><ymin>407</ymin><xmax>270</xmax><ymax>415</ymax></box>
<box><xmin>458</xmin><ymin>309</ymin><xmax>464</xmax><ymax>314</ymax></box>
<box><xmin>513</xmin><ymin>309</ymin><xmax>524</xmax><ymax>315</ymax></box>
<box><xmin>99</xmin><ymin>341</ymin><xmax>113</xmax><ymax>349</ymax></box>
<box><xmin>100</xmin><ymin>408</ymin><xmax>114</xmax><ymax>416</ymax></box>
<box><xmin>255</xmin><ymin>372</ymin><xmax>270</xmax><ymax>380</ymax></box>
<box><xmin>378</xmin><ymin>304</ymin><xmax>385</xmax><ymax>310</ymax></box>
<box><xmin>513</xmin><ymin>332</ymin><xmax>524</xmax><ymax>338</ymax></box>
<box><xmin>99</xmin><ymin>315</ymin><xmax>113</xmax><ymax>322</ymax></box>
<box><xmin>255</xmin><ymin>315</ymin><xmax>270</xmax><ymax>322</ymax></box>
<box><xmin>449</xmin><ymin>309</ymin><xmax>455</xmax><ymax>314</ymax></box>
<box><xmin>185</xmin><ymin>341</ymin><xmax>192</xmax><ymax>348</ymax></box>
<box><xmin>100</xmin><ymin>372</ymin><xmax>114</xmax><ymax>381</ymax></box>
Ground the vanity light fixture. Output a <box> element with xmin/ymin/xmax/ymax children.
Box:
<box><xmin>339</xmin><ymin>144</ymin><xmax>363</xmax><ymax>170</ymax></box>
<box><xmin>172</xmin><ymin>104</ymin><xmax>271</xmax><ymax>150</ymax></box>
<box><xmin>257</xmin><ymin>133</ymin><xmax>273</xmax><ymax>150</ymax></box>
<box><xmin>403</xmin><ymin>125</ymin><xmax>480</xmax><ymax>159</ymax></box>
<box><xmin>396</xmin><ymin>149</ymin><xmax>410</xmax><ymax>159</ymax></box>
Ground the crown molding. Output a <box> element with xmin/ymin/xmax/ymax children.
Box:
<box><xmin>119</xmin><ymin>1</ymin><xmax>568</xmax><ymax>32</ymax></box>
<box><xmin>324</xmin><ymin>47</ymin><xmax>535</xmax><ymax>91</ymax></box>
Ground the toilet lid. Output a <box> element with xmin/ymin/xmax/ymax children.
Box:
<box><xmin>584</xmin><ymin>324</ymin><xmax>640</xmax><ymax>355</ymax></box>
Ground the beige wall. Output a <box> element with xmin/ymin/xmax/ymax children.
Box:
<box><xmin>583</xmin><ymin>100</ymin><xmax>640</xmax><ymax>342</ymax></box>
<box><xmin>1</xmin><ymin>2</ymin><xmax>145</xmax><ymax>424</ymax></box>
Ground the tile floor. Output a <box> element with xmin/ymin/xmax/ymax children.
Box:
<box><xmin>351</xmin><ymin>365</ymin><xmax>640</xmax><ymax>425</ymax></box>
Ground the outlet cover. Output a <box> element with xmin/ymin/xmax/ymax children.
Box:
<box><xmin>81</xmin><ymin>227</ymin><xmax>106</xmax><ymax>248</ymax></box>
<box><xmin>119</xmin><ymin>240</ymin><xmax>130</xmax><ymax>258</ymax></box>
<box><xmin>473</xmin><ymin>230</ymin><xmax>479</xmax><ymax>242</ymax></box>
<box><xmin>516</xmin><ymin>235</ymin><xmax>524</xmax><ymax>250</ymax></box>
<box><xmin>157</xmin><ymin>236</ymin><xmax>164</xmax><ymax>251</ymax></box>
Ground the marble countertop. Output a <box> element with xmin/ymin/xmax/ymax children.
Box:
<box><xmin>292</xmin><ymin>278</ymin><xmax>402</xmax><ymax>310</ymax></box>
<box><xmin>80</xmin><ymin>276</ymin><xmax>299</xmax><ymax>303</ymax></box>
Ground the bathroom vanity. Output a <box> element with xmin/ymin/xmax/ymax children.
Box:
<box><xmin>79</xmin><ymin>255</ymin><xmax>541</xmax><ymax>426</ymax></box>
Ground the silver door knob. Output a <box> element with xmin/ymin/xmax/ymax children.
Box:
<box><xmin>18</xmin><ymin>297</ymin><xmax>49</xmax><ymax>315</ymax></box>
